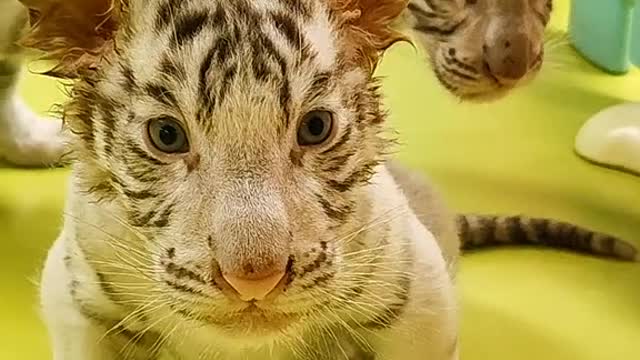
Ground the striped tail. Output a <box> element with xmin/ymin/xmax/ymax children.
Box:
<box><xmin>456</xmin><ymin>214</ymin><xmax>639</xmax><ymax>262</ymax></box>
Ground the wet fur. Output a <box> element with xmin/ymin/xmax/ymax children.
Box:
<box><xmin>30</xmin><ymin>1</ymin><xmax>459</xmax><ymax>359</ymax></box>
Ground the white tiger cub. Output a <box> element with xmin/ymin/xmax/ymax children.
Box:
<box><xmin>28</xmin><ymin>0</ymin><xmax>459</xmax><ymax>359</ymax></box>
<box><xmin>0</xmin><ymin>0</ymin><xmax>64</xmax><ymax>167</ymax></box>
<box><xmin>17</xmin><ymin>0</ymin><xmax>637</xmax><ymax>359</ymax></box>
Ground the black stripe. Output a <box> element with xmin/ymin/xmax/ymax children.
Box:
<box><xmin>165</xmin><ymin>280</ymin><xmax>208</xmax><ymax>298</ymax></box>
<box><xmin>199</xmin><ymin>46</ymin><xmax>217</xmax><ymax>117</ymax></box>
<box><xmin>94</xmin><ymin>271</ymin><xmax>122</xmax><ymax>302</ymax></box>
<box><xmin>445</xmin><ymin>54</ymin><xmax>479</xmax><ymax>75</ymax></box>
<box><xmin>322</xmin><ymin>151</ymin><xmax>356</xmax><ymax>173</ymax></box>
<box><xmin>130</xmin><ymin>209</ymin><xmax>157</xmax><ymax>227</ymax></box>
<box><xmin>164</xmin><ymin>262</ymin><xmax>206</xmax><ymax>284</ymax></box>
<box><xmin>159</xmin><ymin>55</ymin><xmax>186</xmax><ymax>81</ymax></box>
<box><xmin>211</xmin><ymin>3</ymin><xmax>227</xmax><ymax>26</ymax></box>
<box><xmin>119</xmin><ymin>62</ymin><xmax>137</xmax><ymax>92</ymax></box>
<box><xmin>327</xmin><ymin>160</ymin><xmax>379</xmax><ymax>192</ymax></box>
<box><xmin>171</xmin><ymin>11</ymin><xmax>210</xmax><ymax>47</ymax></box>
<box><xmin>97</xmin><ymin>100</ymin><xmax>117</xmax><ymax>157</ymax></box>
<box><xmin>563</xmin><ymin>223</ymin><xmax>578</xmax><ymax>249</ymax></box>
<box><xmin>153</xmin><ymin>203</ymin><xmax>174</xmax><ymax>228</ymax></box>
<box><xmin>124</xmin><ymin>164</ymin><xmax>161</xmax><ymax>184</ymax></box>
<box><xmin>457</xmin><ymin>215</ymin><xmax>470</xmax><ymax>246</ymax></box>
<box><xmin>123</xmin><ymin>188</ymin><xmax>156</xmax><ymax>200</ymax></box>
<box><xmin>71</xmin><ymin>93</ymin><xmax>96</xmax><ymax>153</ymax></box>
<box><xmin>407</xmin><ymin>2</ymin><xmax>438</xmax><ymax>20</ymax></box>
<box><xmin>128</xmin><ymin>143</ymin><xmax>168</xmax><ymax>167</ymax></box>
<box><xmin>253</xmin><ymin>31</ymin><xmax>287</xmax><ymax>77</ymax></box>
<box><xmin>270</xmin><ymin>12</ymin><xmax>302</xmax><ymax>50</ymax></box>
<box><xmin>280</xmin><ymin>78</ymin><xmax>291</xmax><ymax>126</ymax></box>
<box><xmin>530</xmin><ymin>218</ymin><xmax>550</xmax><ymax>243</ymax></box>
<box><xmin>277</xmin><ymin>0</ymin><xmax>311</xmax><ymax>19</ymax></box>
<box><xmin>155</xmin><ymin>0</ymin><xmax>183</xmax><ymax>31</ymax></box>
<box><xmin>145</xmin><ymin>83</ymin><xmax>179</xmax><ymax>108</ymax></box>
<box><xmin>234</xmin><ymin>0</ymin><xmax>263</xmax><ymax>25</ymax></box>
<box><xmin>415</xmin><ymin>17</ymin><xmax>466</xmax><ymax>37</ymax></box>
<box><xmin>480</xmin><ymin>216</ymin><xmax>497</xmax><ymax>245</ymax></box>
<box><xmin>434</xmin><ymin>67</ymin><xmax>458</xmax><ymax>92</ymax></box>
<box><xmin>423</xmin><ymin>0</ymin><xmax>444</xmax><ymax>12</ymax></box>
<box><xmin>301</xmin><ymin>272</ymin><xmax>336</xmax><ymax>290</ymax></box>
<box><xmin>443</xmin><ymin>64</ymin><xmax>477</xmax><ymax>81</ymax></box>
<box><xmin>577</xmin><ymin>230</ymin><xmax>594</xmax><ymax>253</ymax></box>
<box><xmin>304</xmin><ymin>72</ymin><xmax>332</xmax><ymax>102</ymax></box>
<box><xmin>218</xmin><ymin>65</ymin><xmax>237</xmax><ymax>104</ymax></box>
<box><xmin>251</xmin><ymin>54</ymin><xmax>272</xmax><ymax>82</ymax></box>
<box><xmin>505</xmin><ymin>216</ymin><xmax>528</xmax><ymax>244</ymax></box>
<box><xmin>85</xmin><ymin>182</ymin><xmax>117</xmax><ymax>201</ymax></box>
<box><xmin>321</xmin><ymin>127</ymin><xmax>352</xmax><ymax>155</ymax></box>
<box><xmin>214</xmin><ymin>37</ymin><xmax>233</xmax><ymax>65</ymax></box>
<box><xmin>317</xmin><ymin>194</ymin><xmax>351</xmax><ymax>221</ymax></box>
<box><xmin>599</xmin><ymin>236</ymin><xmax>616</xmax><ymax>256</ymax></box>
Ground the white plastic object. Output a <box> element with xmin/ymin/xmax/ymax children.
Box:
<box><xmin>575</xmin><ymin>102</ymin><xmax>640</xmax><ymax>176</ymax></box>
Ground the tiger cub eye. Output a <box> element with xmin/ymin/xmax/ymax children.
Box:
<box><xmin>147</xmin><ymin>117</ymin><xmax>190</xmax><ymax>154</ymax></box>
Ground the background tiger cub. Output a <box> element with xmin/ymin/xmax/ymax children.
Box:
<box><xmin>0</xmin><ymin>0</ymin><xmax>64</xmax><ymax>167</ymax></box>
<box><xmin>398</xmin><ymin>0</ymin><xmax>552</xmax><ymax>101</ymax></box>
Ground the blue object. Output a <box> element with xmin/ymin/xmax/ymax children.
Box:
<box><xmin>569</xmin><ymin>0</ymin><xmax>640</xmax><ymax>74</ymax></box>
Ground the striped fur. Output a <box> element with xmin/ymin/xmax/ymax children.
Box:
<box><xmin>28</xmin><ymin>1</ymin><xmax>458</xmax><ymax>359</ymax></box>
<box><xmin>457</xmin><ymin>214</ymin><xmax>639</xmax><ymax>261</ymax></box>
<box><xmin>400</xmin><ymin>0</ymin><xmax>552</xmax><ymax>101</ymax></box>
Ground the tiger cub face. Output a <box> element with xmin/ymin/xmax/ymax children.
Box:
<box><xmin>21</xmin><ymin>0</ymin><xmax>408</xmax><ymax>345</ymax></box>
<box><xmin>405</xmin><ymin>0</ymin><xmax>553</xmax><ymax>101</ymax></box>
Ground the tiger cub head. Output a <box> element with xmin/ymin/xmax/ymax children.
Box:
<box><xmin>19</xmin><ymin>0</ymin><xmax>412</xmax><ymax>345</ymax></box>
<box><xmin>402</xmin><ymin>0</ymin><xmax>552</xmax><ymax>101</ymax></box>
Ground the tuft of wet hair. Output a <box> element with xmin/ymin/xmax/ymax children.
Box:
<box><xmin>18</xmin><ymin>0</ymin><xmax>127</xmax><ymax>79</ymax></box>
<box><xmin>330</xmin><ymin>0</ymin><xmax>410</xmax><ymax>73</ymax></box>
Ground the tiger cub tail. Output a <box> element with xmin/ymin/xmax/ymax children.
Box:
<box><xmin>457</xmin><ymin>214</ymin><xmax>638</xmax><ymax>261</ymax></box>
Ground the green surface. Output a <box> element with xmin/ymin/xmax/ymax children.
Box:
<box><xmin>1</xmin><ymin>1</ymin><xmax>639</xmax><ymax>358</ymax></box>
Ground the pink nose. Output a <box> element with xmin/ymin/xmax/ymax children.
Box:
<box><xmin>222</xmin><ymin>271</ymin><xmax>286</xmax><ymax>301</ymax></box>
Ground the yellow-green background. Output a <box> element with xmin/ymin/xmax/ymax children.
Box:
<box><xmin>1</xmin><ymin>1</ymin><xmax>639</xmax><ymax>358</ymax></box>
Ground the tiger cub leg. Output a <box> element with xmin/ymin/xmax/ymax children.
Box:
<box><xmin>368</xmin><ymin>217</ymin><xmax>458</xmax><ymax>360</ymax></box>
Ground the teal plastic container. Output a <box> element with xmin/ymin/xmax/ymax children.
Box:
<box><xmin>569</xmin><ymin>0</ymin><xmax>640</xmax><ymax>74</ymax></box>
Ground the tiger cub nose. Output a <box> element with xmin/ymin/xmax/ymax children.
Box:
<box><xmin>222</xmin><ymin>270</ymin><xmax>286</xmax><ymax>302</ymax></box>
<box><xmin>483</xmin><ymin>32</ymin><xmax>532</xmax><ymax>84</ymax></box>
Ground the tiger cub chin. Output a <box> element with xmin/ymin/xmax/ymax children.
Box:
<box><xmin>0</xmin><ymin>0</ymin><xmax>551</xmax><ymax>167</ymax></box>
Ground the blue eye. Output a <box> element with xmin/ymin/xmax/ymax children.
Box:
<box><xmin>147</xmin><ymin>117</ymin><xmax>190</xmax><ymax>153</ymax></box>
<box><xmin>297</xmin><ymin>111</ymin><xmax>334</xmax><ymax>146</ymax></box>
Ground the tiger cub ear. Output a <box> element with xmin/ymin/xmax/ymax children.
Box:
<box><xmin>18</xmin><ymin>0</ymin><xmax>126</xmax><ymax>79</ymax></box>
<box><xmin>331</xmin><ymin>0</ymin><xmax>409</xmax><ymax>73</ymax></box>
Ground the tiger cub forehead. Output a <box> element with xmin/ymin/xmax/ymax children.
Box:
<box><xmin>124</xmin><ymin>0</ymin><xmax>338</xmax><ymax>81</ymax></box>
<box><xmin>98</xmin><ymin>0</ymin><xmax>363</xmax><ymax>146</ymax></box>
